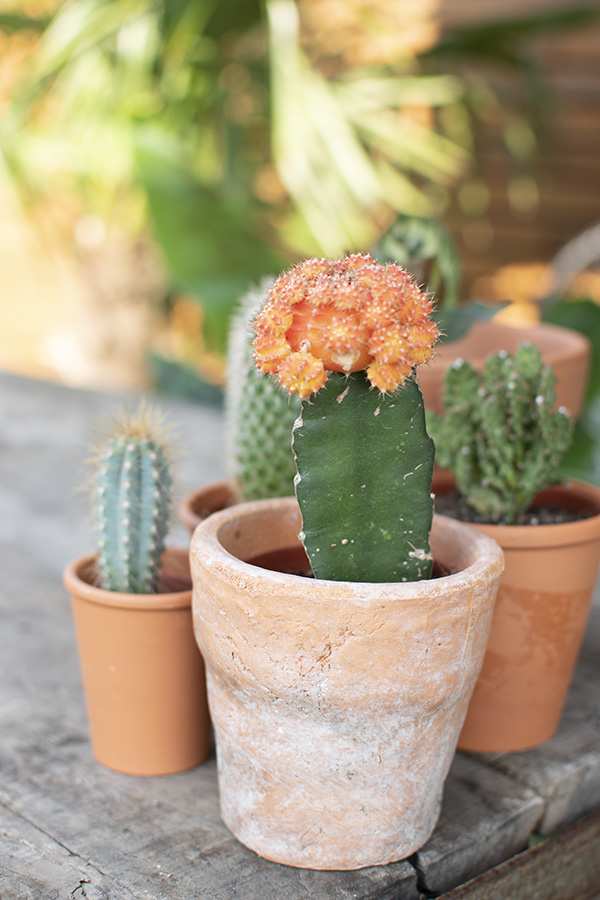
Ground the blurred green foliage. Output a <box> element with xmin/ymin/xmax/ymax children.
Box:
<box><xmin>1</xmin><ymin>0</ymin><xmax>598</xmax><ymax>367</ymax></box>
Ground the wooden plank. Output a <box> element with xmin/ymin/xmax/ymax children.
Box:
<box><xmin>0</xmin><ymin>803</ymin><xmax>132</xmax><ymax>900</ymax></box>
<box><xmin>413</xmin><ymin>754</ymin><xmax>544</xmax><ymax>895</ymax></box>
<box><xmin>436</xmin><ymin>809</ymin><xmax>600</xmax><ymax>900</ymax></box>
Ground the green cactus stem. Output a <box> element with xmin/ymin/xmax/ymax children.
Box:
<box><xmin>225</xmin><ymin>278</ymin><xmax>300</xmax><ymax>501</ymax></box>
<box><xmin>92</xmin><ymin>407</ymin><xmax>172</xmax><ymax>593</ymax></box>
<box><xmin>293</xmin><ymin>371</ymin><xmax>435</xmax><ymax>582</ymax></box>
<box><xmin>428</xmin><ymin>342</ymin><xmax>574</xmax><ymax>524</ymax></box>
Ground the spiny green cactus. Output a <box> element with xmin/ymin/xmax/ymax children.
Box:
<box><xmin>254</xmin><ymin>254</ymin><xmax>439</xmax><ymax>583</ymax></box>
<box><xmin>225</xmin><ymin>277</ymin><xmax>300</xmax><ymax>501</ymax></box>
<box><xmin>428</xmin><ymin>343</ymin><xmax>574</xmax><ymax>524</ymax></box>
<box><xmin>91</xmin><ymin>404</ymin><xmax>173</xmax><ymax>593</ymax></box>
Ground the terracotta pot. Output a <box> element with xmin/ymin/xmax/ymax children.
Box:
<box><xmin>63</xmin><ymin>547</ymin><xmax>212</xmax><ymax>775</ymax></box>
<box><xmin>432</xmin><ymin>474</ymin><xmax>600</xmax><ymax>753</ymax></box>
<box><xmin>190</xmin><ymin>497</ymin><xmax>503</xmax><ymax>869</ymax></box>
<box><xmin>420</xmin><ymin>320</ymin><xmax>590</xmax><ymax>417</ymax></box>
<box><xmin>179</xmin><ymin>479</ymin><xmax>238</xmax><ymax>536</ymax></box>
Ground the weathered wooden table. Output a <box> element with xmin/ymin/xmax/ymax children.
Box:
<box><xmin>1</xmin><ymin>371</ymin><xmax>599</xmax><ymax>899</ymax></box>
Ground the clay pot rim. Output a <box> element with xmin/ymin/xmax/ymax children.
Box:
<box><xmin>192</xmin><ymin>496</ymin><xmax>504</xmax><ymax>599</ymax></box>
<box><xmin>433</xmin><ymin>320</ymin><xmax>590</xmax><ymax>367</ymax></box>
<box><xmin>179</xmin><ymin>479</ymin><xmax>237</xmax><ymax>532</ymax></box>
<box><xmin>63</xmin><ymin>547</ymin><xmax>192</xmax><ymax>611</ymax></box>
<box><xmin>434</xmin><ymin>478</ymin><xmax>600</xmax><ymax>549</ymax></box>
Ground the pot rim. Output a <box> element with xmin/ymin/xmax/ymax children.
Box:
<box><xmin>433</xmin><ymin>319</ymin><xmax>591</xmax><ymax>367</ymax></box>
<box><xmin>191</xmin><ymin>496</ymin><xmax>504</xmax><ymax>600</ymax></box>
<box><xmin>179</xmin><ymin>479</ymin><xmax>237</xmax><ymax>531</ymax></box>
<box><xmin>63</xmin><ymin>547</ymin><xmax>192</xmax><ymax>611</ymax></box>
<box><xmin>434</xmin><ymin>477</ymin><xmax>600</xmax><ymax>550</ymax></box>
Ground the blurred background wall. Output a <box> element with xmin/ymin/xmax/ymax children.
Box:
<box><xmin>1</xmin><ymin>0</ymin><xmax>599</xmax><ymax>394</ymax></box>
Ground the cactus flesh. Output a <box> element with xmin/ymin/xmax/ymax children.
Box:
<box><xmin>428</xmin><ymin>342</ymin><xmax>574</xmax><ymax>524</ymax></box>
<box><xmin>293</xmin><ymin>371</ymin><xmax>434</xmax><ymax>582</ymax></box>
<box><xmin>225</xmin><ymin>278</ymin><xmax>300</xmax><ymax>500</ymax></box>
<box><xmin>254</xmin><ymin>254</ymin><xmax>439</xmax><ymax>583</ymax></box>
<box><xmin>92</xmin><ymin>406</ymin><xmax>172</xmax><ymax>593</ymax></box>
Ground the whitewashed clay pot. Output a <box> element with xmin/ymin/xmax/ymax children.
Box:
<box><xmin>191</xmin><ymin>496</ymin><xmax>503</xmax><ymax>869</ymax></box>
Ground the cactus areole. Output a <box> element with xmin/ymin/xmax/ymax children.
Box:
<box><xmin>253</xmin><ymin>254</ymin><xmax>439</xmax><ymax>583</ymax></box>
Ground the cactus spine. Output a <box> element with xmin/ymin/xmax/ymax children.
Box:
<box><xmin>91</xmin><ymin>405</ymin><xmax>172</xmax><ymax>593</ymax></box>
<box><xmin>225</xmin><ymin>278</ymin><xmax>300</xmax><ymax>501</ymax></box>
<box><xmin>428</xmin><ymin>343</ymin><xmax>574</xmax><ymax>524</ymax></box>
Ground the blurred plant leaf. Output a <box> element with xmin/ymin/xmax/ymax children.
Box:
<box><xmin>435</xmin><ymin>301</ymin><xmax>505</xmax><ymax>343</ymax></box>
<box><xmin>541</xmin><ymin>297</ymin><xmax>600</xmax><ymax>485</ymax></box>
<box><xmin>266</xmin><ymin>0</ymin><xmax>469</xmax><ymax>255</ymax></box>
<box><xmin>422</xmin><ymin>6</ymin><xmax>600</xmax><ymax>59</ymax></box>
<box><xmin>558</xmin><ymin>417</ymin><xmax>600</xmax><ymax>487</ymax></box>
<box><xmin>542</xmin><ymin>298</ymin><xmax>600</xmax><ymax>402</ymax></box>
<box><xmin>0</xmin><ymin>14</ymin><xmax>51</xmax><ymax>33</ymax></box>
<box><xmin>372</xmin><ymin>214</ymin><xmax>461</xmax><ymax>309</ymax></box>
<box><xmin>149</xmin><ymin>352</ymin><xmax>224</xmax><ymax>406</ymax></box>
<box><xmin>134</xmin><ymin>126</ymin><xmax>286</xmax><ymax>351</ymax></box>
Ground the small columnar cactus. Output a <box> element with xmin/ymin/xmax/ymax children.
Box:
<box><xmin>225</xmin><ymin>278</ymin><xmax>300</xmax><ymax>501</ymax></box>
<box><xmin>428</xmin><ymin>343</ymin><xmax>574</xmax><ymax>524</ymax></box>
<box><xmin>91</xmin><ymin>405</ymin><xmax>173</xmax><ymax>593</ymax></box>
<box><xmin>253</xmin><ymin>254</ymin><xmax>439</xmax><ymax>583</ymax></box>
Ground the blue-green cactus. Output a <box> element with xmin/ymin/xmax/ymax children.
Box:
<box><xmin>91</xmin><ymin>406</ymin><xmax>172</xmax><ymax>593</ymax></box>
<box><xmin>428</xmin><ymin>342</ymin><xmax>574</xmax><ymax>524</ymax></box>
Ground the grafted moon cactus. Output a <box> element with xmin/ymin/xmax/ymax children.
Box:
<box><xmin>91</xmin><ymin>404</ymin><xmax>173</xmax><ymax>593</ymax></box>
<box><xmin>225</xmin><ymin>278</ymin><xmax>300</xmax><ymax>500</ymax></box>
<box><xmin>428</xmin><ymin>343</ymin><xmax>574</xmax><ymax>524</ymax></box>
<box><xmin>254</xmin><ymin>254</ymin><xmax>439</xmax><ymax>583</ymax></box>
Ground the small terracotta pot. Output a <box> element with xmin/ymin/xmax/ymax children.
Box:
<box><xmin>432</xmin><ymin>474</ymin><xmax>600</xmax><ymax>753</ymax></box>
<box><xmin>64</xmin><ymin>547</ymin><xmax>212</xmax><ymax>775</ymax></box>
<box><xmin>190</xmin><ymin>497</ymin><xmax>503</xmax><ymax>869</ymax></box>
<box><xmin>420</xmin><ymin>320</ymin><xmax>590</xmax><ymax>417</ymax></box>
<box><xmin>179</xmin><ymin>480</ymin><xmax>238</xmax><ymax>536</ymax></box>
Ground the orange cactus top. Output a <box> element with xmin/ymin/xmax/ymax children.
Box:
<box><xmin>253</xmin><ymin>254</ymin><xmax>439</xmax><ymax>398</ymax></box>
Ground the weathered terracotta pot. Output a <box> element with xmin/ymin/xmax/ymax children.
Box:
<box><xmin>64</xmin><ymin>547</ymin><xmax>212</xmax><ymax>775</ymax></box>
<box><xmin>420</xmin><ymin>320</ymin><xmax>590</xmax><ymax>417</ymax></box>
<box><xmin>432</xmin><ymin>474</ymin><xmax>600</xmax><ymax>753</ymax></box>
<box><xmin>190</xmin><ymin>497</ymin><xmax>503</xmax><ymax>869</ymax></box>
<box><xmin>179</xmin><ymin>479</ymin><xmax>238</xmax><ymax>536</ymax></box>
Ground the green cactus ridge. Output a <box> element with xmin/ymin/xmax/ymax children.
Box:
<box><xmin>428</xmin><ymin>342</ymin><xmax>574</xmax><ymax>524</ymax></box>
<box><xmin>293</xmin><ymin>371</ymin><xmax>435</xmax><ymax>583</ymax></box>
<box><xmin>92</xmin><ymin>411</ymin><xmax>172</xmax><ymax>594</ymax></box>
<box><xmin>225</xmin><ymin>278</ymin><xmax>300</xmax><ymax>501</ymax></box>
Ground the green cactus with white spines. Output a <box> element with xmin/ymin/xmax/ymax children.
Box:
<box><xmin>91</xmin><ymin>405</ymin><xmax>173</xmax><ymax>593</ymax></box>
<box><xmin>225</xmin><ymin>278</ymin><xmax>300</xmax><ymax>501</ymax></box>
<box><xmin>428</xmin><ymin>342</ymin><xmax>574</xmax><ymax>524</ymax></box>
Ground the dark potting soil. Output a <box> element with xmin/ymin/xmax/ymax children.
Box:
<box><xmin>434</xmin><ymin>490</ymin><xmax>598</xmax><ymax>527</ymax></box>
